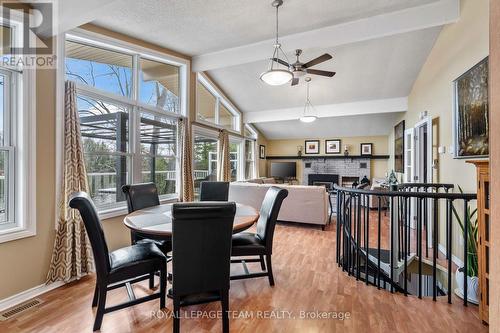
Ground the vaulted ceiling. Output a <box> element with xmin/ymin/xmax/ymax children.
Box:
<box><xmin>56</xmin><ymin>0</ymin><xmax>460</xmax><ymax>138</ymax></box>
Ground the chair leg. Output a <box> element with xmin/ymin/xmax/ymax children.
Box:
<box><xmin>259</xmin><ymin>255</ymin><xmax>266</xmax><ymax>271</ymax></box>
<box><xmin>93</xmin><ymin>284</ymin><xmax>107</xmax><ymax>331</ymax></box>
<box><xmin>159</xmin><ymin>269</ymin><xmax>166</xmax><ymax>309</ymax></box>
<box><xmin>265</xmin><ymin>255</ymin><xmax>275</xmax><ymax>286</ymax></box>
<box><xmin>173</xmin><ymin>297</ymin><xmax>181</xmax><ymax>333</ymax></box>
<box><xmin>149</xmin><ymin>272</ymin><xmax>155</xmax><ymax>290</ymax></box>
<box><xmin>221</xmin><ymin>289</ymin><xmax>229</xmax><ymax>333</ymax></box>
<box><xmin>92</xmin><ymin>284</ymin><xmax>99</xmax><ymax>307</ymax></box>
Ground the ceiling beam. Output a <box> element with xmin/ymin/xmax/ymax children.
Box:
<box><xmin>243</xmin><ymin>97</ymin><xmax>408</xmax><ymax>124</ymax></box>
<box><xmin>41</xmin><ymin>0</ymin><xmax>125</xmax><ymax>36</ymax></box>
<box><xmin>192</xmin><ymin>0</ymin><xmax>459</xmax><ymax>72</ymax></box>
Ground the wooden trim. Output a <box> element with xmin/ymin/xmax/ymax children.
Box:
<box><xmin>266</xmin><ymin>155</ymin><xmax>390</xmax><ymax>160</ymax></box>
<box><xmin>79</xmin><ymin>24</ymin><xmax>191</xmax><ymax>61</ymax></box>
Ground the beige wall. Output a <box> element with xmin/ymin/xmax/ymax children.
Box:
<box><xmin>265</xmin><ymin>135</ymin><xmax>389</xmax><ymax>183</ymax></box>
<box><xmin>388</xmin><ymin>0</ymin><xmax>489</xmax><ymax>260</ymax></box>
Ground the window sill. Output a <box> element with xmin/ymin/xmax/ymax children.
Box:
<box><xmin>0</xmin><ymin>227</ymin><xmax>36</xmax><ymax>244</ymax></box>
<box><xmin>99</xmin><ymin>195</ymin><xmax>180</xmax><ymax>221</ymax></box>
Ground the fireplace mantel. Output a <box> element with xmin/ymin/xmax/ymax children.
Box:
<box><xmin>266</xmin><ymin>155</ymin><xmax>389</xmax><ymax>160</ymax></box>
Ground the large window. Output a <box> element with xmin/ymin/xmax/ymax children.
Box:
<box><xmin>0</xmin><ymin>20</ymin><xmax>36</xmax><ymax>242</ymax></box>
<box><xmin>65</xmin><ymin>35</ymin><xmax>186</xmax><ymax>213</ymax></box>
<box><xmin>193</xmin><ymin>131</ymin><xmax>218</xmax><ymax>199</ymax></box>
<box><xmin>244</xmin><ymin>125</ymin><xmax>258</xmax><ymax>180</ymax></box>
<box><xmin>229</xmin><ymin>139</ymin><xmax>243</xmax><ymax>182</ymax></box>
<box><xmin>196</xmin><ymin>74</ymin><xmax>240</xmax><ymax>132</ymax></box>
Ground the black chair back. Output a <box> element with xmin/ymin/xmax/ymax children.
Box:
<box><xmin>122</xmin><ymin>183</ymin><xmax>160</xmax><ymax>213</ymax></box>
<box><xmin>171</xmin><ymin>202</ymin><xmax>236</xmax><ymax>296</ymax></box>
<box><xmin>69</xmin><ymin>192</ymin><xmax>111</xmax><ymax>276</ymax></box>
<box><xmin>256</xmin><ymin>187</ymin><xmax>288</xmax><ymax>252</ymax></box>
<box><xmin>199</xmin><ymin>181</ymin><xmax>230</xmax><ymax>201</ymax></box>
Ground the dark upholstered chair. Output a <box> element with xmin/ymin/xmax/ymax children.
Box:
<box><xmin>69</xmin><ymin>192</ymin><xmax>167</xmax><ymax>331</ymax></box>
<box><xmin>230</xmin><ymin>186</ymin><xmax>288</xmax><ymax>286</ymax></box>
<box><xmin>122</xmin><ymin>183</ymin><xmax>172</xmax><ymax>289</ymax></box>
<box><xmin>122</xmin><ymin>183</ymin><xmax>172</xmax><ymax>254</ymax></box>
<box><xmin>169</xmin><ymin>202</ymin><xmax>236</xmax><ymax>333</ymax></box>
<box><xmin>199</xmin><ymin>181</ymin><xmax>230</xmax><ymax>201</ymax></box>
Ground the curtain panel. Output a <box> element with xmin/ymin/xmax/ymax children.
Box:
<box><xmin>179</xmin><ymin>118</ymin><xmax>194</xmax><ymax>201</ymax></box>
<box><xmin>47</xmin><ymin>81</ymin><xmax>94</xmax><ymax>283</ymax></box>
<box><xmin>217</xmin><ymin>129</ymin><xmax>231</xmax><ymax>181</ymax></box>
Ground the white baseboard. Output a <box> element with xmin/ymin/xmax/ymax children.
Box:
<box><xmin>438</xmin><ymin>244</ymin><xmax>464</xmax><ymax>268</ymax></box>
<box><xmin>0</xmin><ymin>281</ymin><xmax>67</xmax><ymax>312</ymax></box>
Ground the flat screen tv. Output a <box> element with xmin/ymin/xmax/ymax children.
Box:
<box><xmin>270</xmin><ymin>162</ymin><xmax>297</xmax><ymax>179</ymax></box>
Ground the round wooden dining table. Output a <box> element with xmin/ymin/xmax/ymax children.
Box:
<box><xmin>123</xmin><ymin>202</ymin><xmax>259</xmax><ymax>238</ymax></box>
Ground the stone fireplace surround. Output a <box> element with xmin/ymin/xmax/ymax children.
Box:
<box><xmin>302</xmin><ymin>157</ymin><xmax>371</xmax><ymax>187</ymax></box>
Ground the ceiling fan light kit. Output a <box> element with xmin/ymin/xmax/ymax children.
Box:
<box><xmin>261</xmin><ymin>1</ymin><xmax>337</xmax><ymax>86</ymax></box>
<box><xmin>300</xmin><ymin>77</ymin><xmax>318</xmax><ymax>123</ymax></box>
<box><xmin>260</xmin><ymin>0</ymin><xmax>292</xmax><ymax>86</ymax></box>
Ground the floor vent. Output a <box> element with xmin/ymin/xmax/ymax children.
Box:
<box><xmin>0</xmin><ymin>298</ymin><xmax>43</xmax><ymax>321</ymax></box>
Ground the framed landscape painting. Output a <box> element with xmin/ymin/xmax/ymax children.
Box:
<box><xmin>259</xmin><ymin>145</ymin><xmax>266</xmax><ymax>159</ymax></box>
<box><xmin>305</xmin><ymin>140</ymin><xmax>320</xmax><ymax>154</ymax></box>
<box><xmin>325</xmin><ymin>139</ymin><xmax>341</xmax><ymax>154</ymax></box>
<box><xmin>394</xmin><ymin>120</ymin><xmax>405</xmax><ymax>172</ymax></box>
<box><xmin>453</xmin><ymin>57</ymin><xmax>489</xmax><ymax>158</ymax></box>
<box><xmin>360</xmin><ymin>143</ymin><xmax>373</xmax><ymax>156</ymax></box>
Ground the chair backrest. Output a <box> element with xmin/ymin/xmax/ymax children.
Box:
<box><xmin>199</xmin><ymin>181</ymin><xmax>230</xmax><ymax>201</ymax></box>
<box><xmin>255</xmin><ymin>187</ymin><xmax>288</xmax><ymax>252</ymax></box>
<box><xmin>122</xmin><ymin>183</ymin><xmax>160</xmax><ymax>213</ymax></box>
<box><xmin>69</xmin><ymin>192</ymin><xmax>111</xmax><ymax>276</ymax></box>
<box><xmin>171</xmin><ymin>202</ymin><xmax>236</xmax><ymax>296</ymax></box>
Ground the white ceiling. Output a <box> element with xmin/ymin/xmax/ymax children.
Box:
<box><xmin>255</xmin><ymin>112</ymin><xmax>405</xmax><ymax>139</ymax></box>
<box><xmin>74</xmin><ymin>0</ymin><xmax>458</xmax><ymax>140</ymax></box>
<box><xmin>208</xmin><ymin>27</ymin><xmax>440</xmax><ymax>112</ymax></box>
<box><xmin>93</xmin><ymin>0</ymin><xmax>438</xmax><ymax>56</ymax></box>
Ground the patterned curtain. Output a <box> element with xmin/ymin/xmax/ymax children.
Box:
<box><xmin>178</xmin><ymin>118</ymin><xmax>194</xmax><ymax>202</ymax></box>
<box><xmin>217</xmin><ymin>129</ymin><xmax>231</xmax><ymax>181</ymax></box>
<box><xmin>46</xmin><ymin>81</ymin><xmax>94</xmax><ymax>283</ymax></box>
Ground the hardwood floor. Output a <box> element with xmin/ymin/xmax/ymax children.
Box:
<box><xmin>0</xmin><ymin>217</ymin><xmax>487</xmax><ymax>333</ymax></box>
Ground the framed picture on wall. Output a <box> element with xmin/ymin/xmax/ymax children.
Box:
<box><xmin>453</xmin><ymin>57</ymin><xmax>489</xmax><ymax>158</ymax></box>
<box><xmin>305</xmin><ymin>140</ymin><xmax>320</xmax><ymax>154</ymax></box>
<box><xmin>259</xmin><ymin>145</ymin><xmax>266</xmax><ymax>159</ymax></box>
<box><xmin>360</xmin><ymin>143</ymin><xmax>373</xmax><ymax>156</ymax></box>
<box><xmin>325</xmin><ymin>139</ymin><xmax>341</xmax><ymax>154</ymax></box>
<box><xmin>394</xmin><ymin>120</ymin><xmax>405</xmax><ymax>172</ymax></box>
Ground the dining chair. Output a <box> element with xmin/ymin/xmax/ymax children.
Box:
<box><xmin>230</xmin><ymin>186</ymin><xmax>288</xmax><ymax>286</ymax></box>
<box><xmin>122</xmin><ymin>183</ymin><xmax>172</xmax><ymax>288</ymax></box>
<box><xmin>199</xmin><ymin>181</ymin><xmax>230</xmax><ymax>201</ymax></box>
<box><xmin>169</xmin><ymin>202</ymin><xmax>236</xmax><ymax>333</ymax></box>
<box><xmin>69</xmin><ymin>192</ymin><xmax>167</xmax><ymax>331</ymax></box>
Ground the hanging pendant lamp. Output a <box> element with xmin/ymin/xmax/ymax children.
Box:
<box><xmin>299</xmin><ymin>77</ymin><xmax>318</xmax><ymax>123</ymax></box>
<box><xmin>260</xmin><ymin>0</ymin><xmax>293</xmax><ymax>86</ymax></box>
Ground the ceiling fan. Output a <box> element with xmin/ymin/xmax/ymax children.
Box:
<box><xmin>272</xmin><ymin>49</ymin><xmax>336</xmax><ymax>86</ymax></box>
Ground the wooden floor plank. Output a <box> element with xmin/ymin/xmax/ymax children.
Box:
<box><xmin>0</xmin><ymin>215</ymin><xmax>487</xmax><ymax>332</ymax></box>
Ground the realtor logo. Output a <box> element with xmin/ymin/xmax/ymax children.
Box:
<box><xmin>0</xmin><ymin>1</ymin><xmax>56</xmax><ymax>68</ymax></box>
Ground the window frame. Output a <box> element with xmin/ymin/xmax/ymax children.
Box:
<box><xmin>63</xmin><ymin>29</ymin><xmax>189</xmax><ymax>218</ymax></box>
<box><xmin>229</xmin><ymin>135</ymin><xmax>244</xmax><ymax>181</ymax></box>
<box><xmin>0</xmin><ymin>14</ymin><xmax>36</xmax><ymax>243</ymax></box>
<box><xmin>243</xmin><ymin>124</ymin><xmax>258</xmax><ymax>180</ymax></box>
<box><xmin>195</xmin><ymin>73</ymin><xmax>241</xmax><ymax>133</ymax></box>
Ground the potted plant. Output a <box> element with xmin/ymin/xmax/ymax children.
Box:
<box><xmin>451</xmin><ymin>186</ymin><xmax>479</xmax><ymax>304</ymax></box>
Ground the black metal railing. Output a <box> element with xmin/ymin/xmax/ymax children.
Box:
<box><xmin>335</xmin><ymin>183</ymin><xmax>477</xmax><ymax>305</ymax></box>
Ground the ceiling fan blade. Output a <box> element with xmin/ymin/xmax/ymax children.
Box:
<box><xmin>291</xmin><ymin>77</ymin><xmax>299</xmax><ymax>86</ymax></box>
<box><xmin>303</xmin><ymin>53</ymin><xmax>333</xmax><ymax>68</ymax></box>
<box><xmin>271</xmin><ymin>57</ymin><xmax>290</xmax><ymax>67</ymax></box>
<box><xmin>306</xmin><ymin>69</ymin><xmax>336</xmax><ymax>77</ymax></box>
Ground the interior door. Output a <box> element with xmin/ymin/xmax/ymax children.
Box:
<box><xmin>404</xmin><ymin>128</ymin><xmax>415</xmax><ymax>183</ymax></box>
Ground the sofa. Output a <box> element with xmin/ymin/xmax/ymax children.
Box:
<box><xmin>228</xmin><ymin>182</ymin><xmax>329</xmax><ymax>228</ymax></box>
